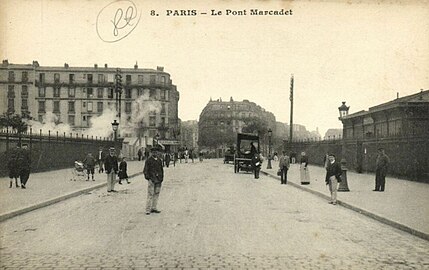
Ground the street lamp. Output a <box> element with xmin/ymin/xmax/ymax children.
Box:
<box><xmin>338</xmin><ymin>102</ymin><xmax>350</xmax><ymax>192</ymax></box>
<box><xmin>155</xmin><ymin>132</ymin><xmax>160</xmax><ymax>146</ymax></box>
<box><xmin>111</xmin><ymin>120</ymin><xmax>119</xmax><ymax>142</ymax></box>
<box><xmin>267</xmin><ymin>128</ymin><xmax>272</xmax><ymax>169</ymax></box>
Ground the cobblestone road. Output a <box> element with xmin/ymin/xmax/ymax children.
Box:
<box><xmin>1</xmin><ymin>160</ymin><xmax>428</xmax><ymax>269</ymax></box>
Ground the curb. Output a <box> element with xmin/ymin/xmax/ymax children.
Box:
<box><xmin>0</xmin><ymin>172</ymin><xmax>144</xmax><ymax>223</ymax></box>
<box><xmin>260</xmin><ymin>170</ymin><xmax>429</xmax><ymax>241</ymax></box>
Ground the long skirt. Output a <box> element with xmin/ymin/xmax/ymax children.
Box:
<box><xmin>300</xmin><ymin>164</ymin><xmax>310</xmax><ymax>184</ymax></box>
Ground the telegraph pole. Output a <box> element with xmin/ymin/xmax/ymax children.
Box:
<box><xmin>289</xmin><ymin>74</ymin><xmax>294</xmax><ymax>143</ymax></box>
<box><xmin>115</xmin><ymin>69</ymin><xmax>123</xmax><ymax>120</ymax></box>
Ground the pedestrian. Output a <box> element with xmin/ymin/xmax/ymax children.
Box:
<box><xmin>104</xmin><ymin>147</ymin><xmax>119</xmax><ymax>193</ymax></box>
<box><xmin>250</xmin><ymin>142</ymin><xmax>257</xmax><ymax>156</ymax></box>
<box><xmin>17</xmin><ymin>143</ymin><xmax>31</xmax><ymax>189</ymax></box>
<box><xmin>7</xmin><ymin>143</ymin><xmax>20</xmax><ymax>188</ymax></box>
<box><xmin>325</xmin><ymin>154</ymin><xmax>342</xmax><ymax>205</ymax></box>
<box><xmin>251</xmin><ymin>152</ymin><xmax>262</xmax><ymax>179</ymax></box>
<box><xmin>97</xmin><ymin>147</ymin><xmax>106</xmax><ymax>173</ymax></box>
<box><xmin>299</xmin><ymin>151</ymin><xmax>310</xmax><ymax>185</ymax></box>
<box><xmin>137</xmin><ymin>148</ymin><xmax>142</xmax><ymax>161</ymax></box>
<box><xmin>143</xmin><ymin>146</ymin><xmax>164</xmax><ymax>215</ymax></box>
<box><xmin>165</xmin><ymin>152</ymin><xmax>171</xmax><ymax>168</ymax></box>
<box><xmin>273</xmin><ymin>152</ymin><xmax>279</xmax><ymax>162</ymax></box>
<box><xmin>278</xmin><ymin>151</ymin><xmax>290</xmax><ymax>184</ymax></box>
<box><xmin>199</xmin><ymin>151</ymin><xmax>204</xmax><ymax>162</ymax></box>
<box><xmin>83</xmin><ymin>152</ymin><xmax>96</xmax><ymax>181</ymax></box>
<box><xmin>118</xmin><ymin>157</ymin><xmax>130</xmax><ymax>184</ymax></box>
<box><xmin>374</xmin><ymin>148</ymin><xmax>390</xmax><ymax>192</ymax></box>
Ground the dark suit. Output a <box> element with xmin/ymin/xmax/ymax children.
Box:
<box><xmin>251</xmin><ymin>154</ymin><xmax>262</xmax><ymax>179</ymax></box>
<box><xmin>104</xmin><ymin>154</ymin><xmax>118</xmax><ymax>192</ymax></box>
<box><xmin>17</xmin><ymin>148</ymin><xmax>31</xmax><ymax>186</ymax></box>
<box><xmin>375</xmin><ymin>153</ymin><xmax>389</xmax><ymax>191</ymax></box>
<box><xmin>144</xmin><ymin>155</ymin><xmax>164</xmax><ymax>213</ymax></box>
<box><xmin>325</xmin><ymin>160</ymin><xmax>342</xmax><ymax>203</ymax></box>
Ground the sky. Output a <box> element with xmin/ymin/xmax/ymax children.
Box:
<box><xmin>1</xmin><ymin>0</ymin><xmax>428</xmax><ymax>136</ymax></box>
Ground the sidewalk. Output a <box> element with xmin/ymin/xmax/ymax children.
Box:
<box><xmin>0</xmin><ymin>160</ymin><xmax>145</xmax><ymax>222</ymax></box>
<box><xmin>262</xmin><ymin>163</ymin><xmax>429</xmax><ymax>240</ymax></box>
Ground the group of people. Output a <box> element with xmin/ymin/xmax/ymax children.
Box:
<box><xmin>7</xmin><ymin>143</ymin><xmax>31</xmax><ymax>189</ymax></box>
<box><xmin>274</xmin><ymin>148</ymin><xmax>390</xmax><ymax>205</ymax></box>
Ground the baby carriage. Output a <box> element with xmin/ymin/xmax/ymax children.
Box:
<box><xmin>70</xmin><ymin>160</ymin><xmax>87</xmax><ymax>181</ymax></box>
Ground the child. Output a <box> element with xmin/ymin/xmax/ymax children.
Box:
<box><xmin>118</xmin><ymin>157</ymin><xmax>130</xmax><ymax>184</ymax></box>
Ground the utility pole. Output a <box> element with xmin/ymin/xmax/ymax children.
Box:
<box><xmin>115</xmin><ymin>68</ymin><xmax>123</xmax><ymax>120</ymax></box>
<box><xmin>289</xmin><ymin>74</ymin><xmax>294</xmax><ymax>144</ymax></box>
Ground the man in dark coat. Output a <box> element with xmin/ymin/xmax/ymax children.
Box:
<box><xmin>165</xmin><ymin>152</ymin><xmax>171</xmax><ymax>168</ymax></box>
<box><xmin>83</xmin><ymin>152</ymin><xmax>97</xmax><ymax>181</ymax></box>
<box><xmin>278</xmin><ymin>151</ymin><xmax>290</xmax><ymax>184</ymax></box>
<box><xmin>7</xmin><ymin>143</ymin><xmax>21</xmax><ymax>188</ymax></box>
<box><xmin>18</xmin><ymin>143</ymin><xmax>31</xmax><ymax>189</ymax></box>
<box><xmin>143</xmin><ymin>146</ymin><xmax>164</xmax><ymax>215</ymax></box>
<box><xmin>325</xmin><ymin>154</ymin><xmax>342</xmax><ymax>205</ymax></box>
<box><xmin>251</xmin><ymin>152</ymin><xmax>262</xmax><ymax>179</ymax></box>
<box><xmin>137</xmin><ymin>148</ymin><xmax>142</xmax><ymax>161</ymax></box>
<box><xmin>374</xmin><ymin>148</ymin><xmax>390</xmax><ymax>192</ymax></box>
<box><xmin>104</xmin><ymin>147</ymin><xmax>119</xmax><ymax>192</ymax></box>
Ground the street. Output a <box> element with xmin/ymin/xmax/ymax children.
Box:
<box><xmin>1</xmin><ymin>159</ymin><xmax>428</xmax><ymax>269</ymax></box>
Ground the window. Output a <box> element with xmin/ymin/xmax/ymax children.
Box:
<box><xmin>54</xmin><ymin>73</ymin><xmax>60</xmax><ymax>83</ymax></box>
<box><xmin>108</xmin><ymin>88</ymin><xmax>114</xmax><ymax>98</ymax></box>
<box><xmin>68</xmin><ymin>87</ymin><xmax>75</xmax><ymax>97</ymax></box>
<box><xmin>149</xmin><ymin>116</ymin><xmax>156</xmax><ymax>127</ymax></box>
<box><xmin>38</xmin><ymin>101</ymin><xmax>45</xmax><ymax>112</ymax></box>
<box><xmin>160</xmin><ymin>89</ymin><xmax>166</xmax><ymax>100</ymax></box>
<box><xmin>8</xmin><ymin>71</ymin><xmax>15</xmax><ymax>82</ymax></box>
<box><xmin>161</xmin><ymin>117</ymin><xmax>166</xmax><ymax>126</ymax></box>
<box><xmin>8</xmin><ymin>98</ymin><xmax>14</xmax><ymax>112</ymax></box>
<box><xmin>150</xmin><ymin>89</ymin><xmax>157</xmax><ymax>99</ymax></box>
<box><xmin>38</xmin><ymin>87</ymin><xmax>46</xmax><ymax>97</ymax></box>
<box><xmin>68</xmin><ymin>115</ymin><xmax>75</xmax><ymax>126</ymax></box>
<box><xmin>125</xmin><ymin>102</ymin><xmax>132</xmax><ymax>113</ymax></box>
<box><xmin>98</xmin><ymin>74</ymin><xmax>105</xmax><ymax>84</ymax></box>
<box><xmin>69</xmin><ymin>74</ymin><xmax>75</xmax><ymax>84</ymax></box>
<box><xmin>39</xmin><ymin>73</ymin><xmax>45</xmax><ymax>83</ymax></box>
<box><xmin>68</xmin><ymin>101</ymin><xmax>75</xmax><ymax>112</ymax></box>
<box><xmin>125</xmin><ymin>88</ymin><xmax>132</xmax><ymax>98</ymax></box>
<box><xmin>22</xmin><ymin>71</ymin><xmax>28</xmax><ymax>82</ymax></box>
<box><xmin>53</xmin><ymin>87</ymin><xmax>60</xmax><ymax>97</ymax></box>
<box><xmin>38</xmin><ymin>115</ymin><xmax>43</xmax><ymax>123</ymax></box>
<box><xmin>138</xmin><ymin>88</ymin><xmax>143</xmax><ymax>96</ymax></box>
<box><xmin>87</xmin><ymin>88</ymin><xmax>93</xmax><ymax>98</ymax></box>
<box><xmin>138</xmin><ymin>75</ymin><xmax>144</xmax><ymax>84</ymax></box>
<box><xmin>7</xmin><ymin>85</ymin><xmax>15</xmax><ymax>98</ymax></box>
<box><xmin>97</xmin><ymin>102</ymin><xmax>103</xmax><ymax>112</ymax></box>
<box><xmin>21</xmin><ymin>99</ymin><xmax>28</xmax><ymax>109</ymax></box>
<box><xmin>126</xmin><ymin>75</ymin><xmax>131</xmax><ymax>85</ymax></box>
<box><xmin>21</xmin><ymin>85</ymin><xmax>28</xmax><ymax>97</ymax></box>
<box><xmin>87</xmin><ymin>74</ymin><xmax>93</xmax><ymax>83</ymax></box>
<box><xmin>87</xmin><ymin>102</ymin><xmax>93</xmax><ymax>112</ymax></box>
<box><xmin>161</xmin><ymin>103</ymin><xmax>166</xmax><ymax>115</ymax></box>
<box><xmin>97</xmin><ymin>88</ymin><xmax>104</xmax><ymax>98</ymax></box>
<box><xmin>150</xmin><ymin>75</ymin><xmax>156</xmax><ymax>84</ymax></box>
<box><xmin>53</xmin><ymin>101</ymin><xmax>60</xmax><ymax>113</ymax></box>
<box><xmin>83</xmin><ymin>102</ymin><xmax>86</xmax><ymax>108</ymax></box>
<box><xmin>161</xmin><ymin>76</ymin><xmax>166</xmax><ymax>85</ymax></box>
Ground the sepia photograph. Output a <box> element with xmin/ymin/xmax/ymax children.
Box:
<box><xmin>0</xmin><ymin>0</ymin><xmax>428</xmax><ymax>269</ymax></box>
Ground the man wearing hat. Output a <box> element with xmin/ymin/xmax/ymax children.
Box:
<box><xmin>143</xmin><ymin>146</ymin><xmax>164</xmax><ymax>215</ymax></box>
<box><xmin>18</xmin><ymin>143</ymin><xmax>31</xmax><ymax>189</ymax></box>
<box><xmin>374</xmin><ymin>148</ymin><xmax>390</xmax><ymax>192</ymax></box>
<box><xmin>104</xmin><ymin>147</ymin><xmax>119</xmax><ymax>192</ymax></box>
<box><xmin>325</xmin><ymin>154</ymin><xmax>342</xmax><ymax>205</ymax></box>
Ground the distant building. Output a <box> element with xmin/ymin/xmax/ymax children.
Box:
<box><xmin>0</xmin><ymin>60</ymin><xmax>180</xmax><ymax>146</ymax></box>
<box><xmin>324</xmin><ymin>129</ymin><xmax>342</xmax><ymax>140</ymax></box>
<box><xmin>198</xmin><ymin>97</ymin><xmax>276</xmax><ymax>155</ymax></box>
<box><xmin>180</xmin><ymin>120</ymin><xmax>199</xmax><ymax>150</ymax></box>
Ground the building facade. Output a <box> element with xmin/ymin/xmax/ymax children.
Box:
<box><xmin>198</xmin><ymin>97</ymin><xmax>276</xmax><ymax>155</ymax></box>
<box><xmin>0</xmin><ymin>60</ymin><xmax>180</xmax><ymax>145</ymax></box>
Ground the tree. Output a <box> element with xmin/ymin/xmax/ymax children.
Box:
<box><xmin>198</xmin><ymin>126</ymin><xmax>235</xmax><ymax>149</ymax></box>
<box><xmin>0</xmin><ymin>112</ymin><xmax>30</xmax><ymax>133</ymax></box>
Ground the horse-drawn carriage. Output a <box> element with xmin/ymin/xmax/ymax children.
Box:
<box><xmin>233</xmin><ymin>133</ymin><xmax>260</xmax><ymax>173</ymax></box>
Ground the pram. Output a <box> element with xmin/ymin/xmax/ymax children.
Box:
<box><xmin>70</xmin><ymin>160</ymin><xmax>87</xmax><ymax>181</ymax></box>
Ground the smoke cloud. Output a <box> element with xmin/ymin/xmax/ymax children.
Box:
<box><xmin>27</xmin><ymin>112</ymin><xmax>72</xmax><ymax>135</ymax></box>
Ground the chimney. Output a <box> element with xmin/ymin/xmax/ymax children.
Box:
<box><xmin>397</xmin><ymin>92</ymin><xmax>399</xmax><ymax>99</ymax></box>
<box><xmin>134</xmin><ymin>62</ymin><xmax>138</xmax><ymax>69</ymax></box>
<box><xmin>2</xmin><ymin>59</ymin><xmax>9</xmax><ymax>65</ymax></box>
<box><xmin>157</xmin><ymin>66</ymin><xmax>164</xmax><ymax>71</ymax></box>
<box><xmin>104</xmin><ymin>63</ymin><xmax>108</xmax><ymax>68</ymax></box>
<box><xmin>94</xmin><ymin>64</ymin><xmax>98</xmax><ymax>68</ymax></box>
<box><xmin>64</xmin><ymin>63</ymin><xmax>69</xmax><ymax>68</ymax></box>
<box><xmin>32</xmin><ymin>61</ymin><xmax>39</xmax><ymax>67</ymax></box>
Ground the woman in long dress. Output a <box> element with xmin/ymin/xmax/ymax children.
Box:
<box><xmin>299</xmin><ymin>151</ymin><xmax>310</xmax><ymax>185</ymax></box>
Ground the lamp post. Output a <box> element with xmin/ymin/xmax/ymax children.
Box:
<box><xmin>267</xmin><ymin>128</ymin><xmax>272</xmax><ymax>169</ymax></box>
<box><xmin>338</xmin><ymin>102</ymin><xmax>350</xmax><ymax>192</ymax></box>
<box><xmin>111</xmin><ymin>120</ymin><xmax>119</xmax><ymax>143</ymax></box>
<box><xmin>155</xmin><ymin>132</ymin><xmax>160</xmax><ymax>146</ymax></box>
